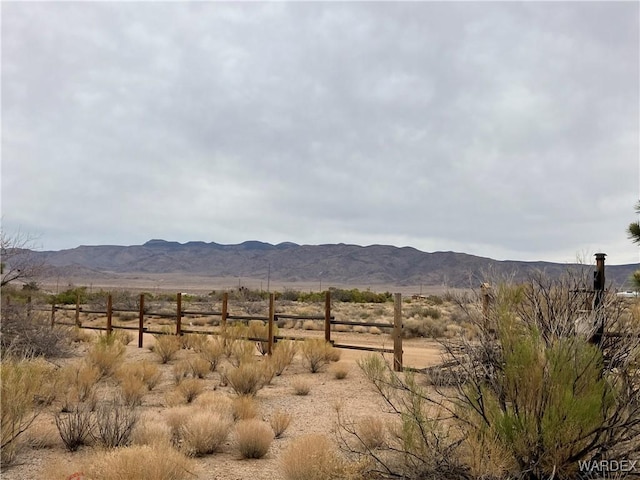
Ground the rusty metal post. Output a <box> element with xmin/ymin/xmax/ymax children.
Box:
<box><xmin>176</xmin><ymin>292</ymin><xmax>182</xmax><ymax>336</ymax></box>
<box><xmin>268</xmin><ymin>293</ymin><xmax>275</xmax><ymax>355</ymax></box>
<box><xmin>106</xmin><ymin>294</ymin><xmax>113</xmax><ymax>335</ymax></box>
<box><xmin>324</xmin><ymin>291</ymin><xmax>331</xmax><ymax>343</ymax></box>
<box><xmin>590</xmin><ymin>253</ymin><xmax>606</xmax><ymax>345</ymax></box>
<box><xmin>138</xmin><ymin>293</ymin><xmax>145</xmax><ymax>348</ymax></box>
<box><xmin>75</xmin><ymin>292</ymin><xmax>81</xmax><ymax>327</ymax></box>
<box><xmin>393</xmin><ymin>293</ymin><xmax>403</xmax><ymax>372</ymax></box>
<box><xmin>221</xmin><ymin>292</ymin><xmax>228</xmax><ymax>330</ymax></box>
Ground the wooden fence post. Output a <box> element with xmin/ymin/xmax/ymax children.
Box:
<box><xmin>138</xmin><ymin>293</ymin><xmax>145</xmax><ymax>348</ymax></box>
<box><xmin>27</xmin><ymin>295</ymin><xmax>32</xmax><ymax>320</ymax></box>
<box><xmin>324</xmin><ymin>291</ymin><xmax>331</xmax><ymax>343</ymax></box>
<box><xmin>51</xmin><ymin>304</ymin><xmax>56</xmax><ymax>327</ymax></box>
<box><xmin>106</xmin><ymin>294</ymin><xmax>113</xmax><ymax>335</ymax></box>
<box><xmin>176</xmin><ymin>292</ymin><xmax>182</xmax><ymax>336</ymax></box>
<box><xmin>75</xmin><ymin>292</ymin><xmax>81</xmax><ymax>327</ymax></box>
<box><xmin>268</xmin><ymin>293</ymin><xmax>275</xmax><ymax>355</ymax></box>
<box><xmin>393</xmin><ymin>293</ymin><xmax>403</xmax><ymax>372</ymax></box>
<box><xmin>221</xmin><ymin>292</ymin><xmax>228</xmax><ymax>329</ymax></box>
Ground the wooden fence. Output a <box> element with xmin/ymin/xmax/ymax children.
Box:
<box><xmin>50</xmin><ymin>291</ymin><xmax>405</xmax><ymax>371</ymax></box>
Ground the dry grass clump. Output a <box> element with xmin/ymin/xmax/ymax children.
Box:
<box><xmin>194</xmin><ymin>336</ymin><xmax>225</xmax><ymax>371</ymax></box>
<box><xmin>269</xmin><ymin>410</ymin><xmax>292</xmax><ymax>439</ymax></box>
<box><xmin>150</xmin><ymin>334</ymin><xmax>182</xmax><ymax>363</ymax></box>
<box><xmin>117</xmin><ymin>360</ymin><xmax>162</xmax><ymax>391</ymax></box>
<box><xmin>86</xmin><ymin>335</ymin><xmax>126</xmax><ymax>379</ymax></box>
<box><xmin>235</xmin><ymin>419</ymin><xmax>274</xmax><ymax>459</ymax></box>
<box><xmin>271</xmin><ymin>340</ymin><xmax>297</xmax><ymax>376</ymax></box>
<box><xmin>330</xmin><ymin>362</ymin><xmax>350</xmax><ymax>380</ymax></box>
<box><xmin>131</xmin><ymin>414</ymin><xmax>172</xmax><ymax>447</ymax></box>
<box><xmin>179</xmin><ymin>410</ymin><xmax>233</xmax><ymax>457</ymax></box>
<box><xmin>355</xmin><ymin>415</ymin><xmax>386</xmax><ymax>450</ymax></box>
<box><xmin>300</xmin><ymin>338</ymin><xmax>339</xmax><ymax>373</ymax></box>
<box><xmin>281</xmin><ymin>434</ymin><xmax>351</xmax><ymax>480</ymax></box>
<box><xmin>228</xmin><ymin>339</ymin><xmax>256</xmax><ymax>367</ymax></box>
<box><xmin>224</xmin><ymin>361</ymin><xmax>266</xmax><ymax>396</ymax></box>
<box><xmin>176</xmin><ymin>378</ymin><xmax>205</xmax><ymax>404</ymax></box>
<box><xmin>22</xmin><ymin>419</ymin><xmax>59</xmax><ymax>450</ymax></box>
<box><xmin>291</xmin><ymin>378</ymin><xmax>312</xmax><ymax>396</ymax></box>
<box><xmin>1</xmin><ymin>357</ymin><xmax>57</xmax><ymax>465</ymax></box>
<box><xmin>194</xmin><ymin>391</ymin><xmax>234</xmax><ymax>419</ymax></box>
<box><xmin>78</xmin><ymin>444</ymin><xmax>194</xmax><ymax>480</ymax></box>
<box><xmin>118</xmin><ymin>375</ymin><xmax>147</xmax><ymax>407</ymax></box>
<box><xmin>232</xmin><ymin>396</ymin><xmax>258</xmax><ymax>421</ymax></box>
<box><xmin>59</xmin><ymin>361</ymin><xmax>100</xmax><ymax>411</ymax></box>
<box><xmin>248</xmin><ymin>320</ymin><xmax>278</xmax><ymax>355</ymax></box>
<box><xmin>111</xmin><ymin>329</ymin><xmax>134</xmax><ymax>346</ymax></box>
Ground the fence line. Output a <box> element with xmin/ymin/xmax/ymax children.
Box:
<box><xmin>49</xmin><ymin>290</ymin><xmax>405</xmax><ymax>371</ymax></box>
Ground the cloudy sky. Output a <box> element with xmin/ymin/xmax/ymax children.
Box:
<box><xmin>2</xmin><ymin>2</ymin><xmax>639</xmax><ymax>265</ymax></box>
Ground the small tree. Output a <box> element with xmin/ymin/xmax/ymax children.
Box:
<box><xmin>1</xmin><ymin>228</ymin><xmax>46</xmax><ymax>288</ymax></box>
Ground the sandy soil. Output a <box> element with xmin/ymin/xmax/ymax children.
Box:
<box><xmin>1</xmin><ymin>331</ymin><xmax>446</xmax><ymax>480</ymax></box>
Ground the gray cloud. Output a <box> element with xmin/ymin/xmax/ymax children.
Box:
<box><xmin>2</xmin><ymin>2</ymin><xmax>638</xmax><ymax>264</ymax></box>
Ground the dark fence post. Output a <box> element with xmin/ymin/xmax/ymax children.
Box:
<box><xmin>75</xmin><ymin>293</ymin><xmax>81</xmax><ymax>327</ymax></box>
<box><xmin>106</xmin><ymin>293</ymin><xmax>113</xmax><ymax>335</ymax></box>
<box><xmin>268</xmin><ymin>293</ymin><xmax>275</xmax><ymax>355</ymax></box>
<box><xmin>324</xmin><ymin>291</ymin><xmax>331</xmax><ymax>343</ymax></box>
<box><xmin>221</xmin><ymin>292</ymin><xmax>228</xmax><ymax>329</ymax></box>
<box><xmin>27</xmin><ymin>295</ymin><xmax>32</xmax><ymax>320</ymax></box>
<box><xmin>393</xmin><ymin>293</ymin><xmax>403</xmax><ymax>372</ymax></box>
<box><xmin>138</xmin><ymin>293</ymin><xmax>145</xmax><ymax>348</ymax></box>
<box><xmin>590</xmin><ymin>253</ymin><xmax>606</xmax><ymax>346</ymax></box>
<box><xmin>51</xmin><ymin>304</ymin><xmax>56</xmax><ymax>327</ymax></box>
<box><xmin>176</xmin><ymin>292</ymin><xmax>182</xmax><ymax>336</ymax></box>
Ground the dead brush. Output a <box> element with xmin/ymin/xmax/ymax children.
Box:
<box><xmin>86</xmin><ymin>336</ymin><xmax>126</xmax><ymax>379</ymax></box>
<box><xmin>271</xmin><ymin>340</ymin><xmax>297</xmax><ymax>375</ymax></box>
<box><xmin>76</xmin><ymin>444</ymin><xmax>194</xmax><ymax>480</ymax></box>
<box><xmin>232</xmin><ymin>396</ymin><xmax>258</xmax><ymax>421</ymax></box>
<box><xmin>150</xmin><ymin>334</ymin><xmax>181</xmax><ymax>364</ymax></box>
<box><xmin>269</xmin><ymin>410</ymin><xmax>292</xmax><ymax>439</ymax></box>
<box><xmin>194</xmin><ymin>336</ymin><xmax>225</xmax><ymax>372</ymax></box>
<box><xmin>300</xmin><ymin>338</ymin><xmax>338</xmax><ymax>373</ymax></box>
<box><xmin>59</xmin><ymin>361</ymin><xmax>100</xmax><ymax>411</ymax></box>
<box><xmin>117</xmin><ymin>360</ymin><xmax>162</xmax><ymax>391</ymax></box>
<box><xmin>179</xmin><ymin>410</ymin><xmax>233</xmax><ymax>457</ymax></box>
<box><xmin>235</xmin><ymin>419</ymin><xmax>274</xmax><ymax>459</ymax></box>
<box><xmin>224</xmin><ymin>361</ymin><xmax>266</xmax><ymax>396</ymax></box>
<box><xmin>55</xmin><ymin>404</ymin><xmax>95</xmax><ymax>452</ymax></box>
<box><xmin>94</xmin><ymin>400</ymin><xmax>139</xmax><ymax>448</ymax></box>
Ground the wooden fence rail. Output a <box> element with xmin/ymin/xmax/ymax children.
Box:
<box><xmin>49</xmin><ymin>290</ymin><xmax>405</xmax><ymax>371</ymax></box>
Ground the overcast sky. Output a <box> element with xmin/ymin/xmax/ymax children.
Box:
<box><xmin>2</xmin><ymin>2</ymin><xmax>639</xmax><ymax>265</ymax></box>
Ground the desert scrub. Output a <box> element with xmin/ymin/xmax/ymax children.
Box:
<box><xmin>1</xmin><ymin>357</ymin><xmax>57</xmax><ymax>465</ymax></box>
<box><xmin>269</xmin><ymin>410</ymin><xmax>292</xmax><ymax>438</ymax></box>
<box><xmin>232</xmin><ymin>396</ymin><xmax>258</xmax><ymax>421</ymax></box>
<box><xmin>170</xmin><ymin>378</ymin><xmax>205</xmax><ymax>404</ymax></box>
<box><xmin>291</xmin><ymin>378</ymin><xmax>312</xmax><ymax>396</ymax></box>
<box><xmin>118</xmin><ymin>374</ymin><xmax>147</xmax><ymax>407</ymax></box>
<box><xmin>59</xmin><ymin>362</ymin><xmax>100</xmax><ymax>411</ymax></box>
<box><xmin>194</xmin><ymin>391</ymin><xmax>235</xmax><ymax>419</ymax></box>
<box><xmin>180</xmin><ymin>411</ymin><xmax>233</xmax><ymax>456</ymax></box>
<box><xmin>248</xmin><ymin>320</ymin><xmax>278</xmax><ymax>355</ymax></box>
<box><xmin>224</xmin><ymin>361</ymin><xmax>266</xmax><ymax>396</ymax></box>
<box><xmin>300</xmin><ymin>338</ymin><xmax>339</xmax><ymax>373</ymax></box>
<box><xmin>355</xmin><ymin>416</ymin><xmax>386</xmax><ymax>450</ymax></box>
<box><xmin>131</xmin><ymin>414</ymin><xmax>172</xmax><ymax>447</ymax></box>
<box><xmin>330</xmin><ymin>362</ymin><xmax>350</xmax><ymax>380</ymax></box>
<box><xmin>55</xmin><ymin>405</ymin><xmax>95</xmax><ymax>452</ymax></box>
<box><xmin>150</xmin><ymin>334</ymin><xmax>181</xmax><ymax>363</ymax></box>
<box><xmin>235</xmin><ymin>419</ymin><xmax>274</xmax><ymax>459</ymax></box>
<box><xmin>94</xmin><ymin>401</ymin><xmax>138</xmax><ymax>448</ymax></box>
<box><xmin>281</xmin><ymin>434</ymin><xmax>353</xmax><ymax>480</ymax></box>
<box><xmin>271</xmin><ymin>339</ymin><xmax>297</xmax><ymax>375</ymax></box>
<box><xmin>73</xmin><ymin>444</ymin><xmax>193</xmax><ymax>480</ymax></box>
<box><xmin>228</xmin><ymin>339</ymin><xmax>256</xmax><ymax>367</ymax></box>
<box><xmin>86</xmin><ymin>334</ymin><xmax>126</xmax><ymax>378</ymax></box>
<box><xmin>194</xmin><ymin>336</ymin><xmax>225</xmax><ymax>371</ymax></box>
<box><xmin>117</xmin><ymin>360</ymin><xmax>161</xmax><ymax>391</ymax></box>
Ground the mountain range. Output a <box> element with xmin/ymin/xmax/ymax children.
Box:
<box><xmin>35</xmin><ymin>239</ymin><xmax>639</xmax><ymax>290</ymax></box>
